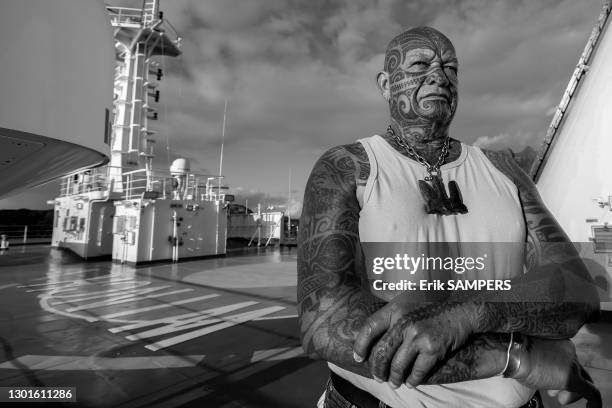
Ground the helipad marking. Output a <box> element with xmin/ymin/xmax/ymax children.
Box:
<box><xmin>30</xmin><ymin>268</ymin><xmax>111</xmax><ymax>281</ymax></box>
<box><xmin>250</xmin><ymin>347</ymin><xmax>304</xmax><ymax>363</ymax></box>
<box><xmin>253</xmin><ymin>314</ymin><xmax>298</xmax><ymax>321</ymax></box>
<box><xmin>124</xmin><ymin>301</ymin><xmax>260</xmax><ymax>339</ymax></box>
<box><xmin>21</xmin><ymin>274</ymin><xmax>128</xmax><ymax>288</ymax></box>
<box><xmin>144</xmin><ymin>306</ymin><xmax>286</xmax><ymax>351</ymax></box>
<box><xmin>111</xmin><ymin>301</ymin><xmax>258</xmax><ymax>334</ymax></box>
<box><xmin>65</xmin><ymin>285</ymin><xmax>173</xmax><ymax>312</ymax></box>
<box><xmin>0</xmin><ymin>355</ymin><xmax>206</xmax><ymax>370</ymax></box>
<box><xmin>25</xmin><ymin>277</ymin><xmax>137</xmax><ymax>292</ymax></box>
<box><xmin>64</xmin><ymin>288</ymin><xmax>193</xmax><ymax>312</ymax></box>
<box><xmin>49</xmin><ymin>283</ymin><xmax>155</xmax><ymax>302</ymax></box>
<box><xmin>99</xmin><ymin>293</ymin><xmax>220</xmax><ymax>319</ymax></box>
<box><xmin>20</xmin><ymin>280</ymin><xmax>84</xmax><ymax>288</ymax></box>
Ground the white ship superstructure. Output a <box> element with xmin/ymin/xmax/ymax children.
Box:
<box><xmin>51</xmin><ymin>1</ymin><xmax>228</xmax><ymax>264</ymax></box>
<box><xmin>531</xmin><ymin>0</ymin><xmax>612</xmax><ymax>302</ymax></box>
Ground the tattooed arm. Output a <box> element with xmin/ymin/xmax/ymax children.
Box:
<box><xmin>298</xmin><ymin>143</ymin><xmax>381</xmax><ymax>378</ymax></box>
<box><xmin>299</xmin><ymin>143</ymin><xmax>516</xmax><ymax>384</ymax></box>
<box><xmin>462</xmin><ymin>149</ymin><xmax>602</xmax><ymax>337</ymax></box>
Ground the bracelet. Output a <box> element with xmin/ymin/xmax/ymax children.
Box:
<box><xmin>503</xmin><ymin>333</ymin><xmax>523</xmax><ymax>378</ymax></box>
<box><xmin>499</xmin><ymin>332</ymin><xmax>513</xmax><ymax>376</ymax></box>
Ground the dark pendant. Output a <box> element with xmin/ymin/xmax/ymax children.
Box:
<box><xmin>417</xmin><ymin>173</ymin><xmax>468</xmax><ymax>215</ymax></box>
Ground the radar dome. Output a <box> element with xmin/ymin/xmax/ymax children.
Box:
<box><xmin>170</xmin><ymin>158</ymin><xmax>190</xmax><ymax>175</ymax></box>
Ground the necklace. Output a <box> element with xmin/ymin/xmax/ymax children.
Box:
<box><xmin>386</xmin><ymin>126</ymin><xmax>468</xmax><ymax>215</ymax></box>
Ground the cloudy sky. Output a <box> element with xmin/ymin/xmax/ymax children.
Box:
<box><xmin>0</xmin><ymin>0</ymin><xmax>603</xmax><ymax>212</ymax></box>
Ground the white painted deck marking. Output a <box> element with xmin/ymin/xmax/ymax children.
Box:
<box><xmin>111</xmin><ymin>301</ymin><xmax>258</xmax><ymax>334</ymax></box>
<box><xmin>123</xmin><ymin>301</ymin><xmax>259</xmax><ymax>339</ymax></box>
<box><xmin>20</xmin><ymin>280</ymin><xmax>83</xmax><ymax>288</ymax></box>
<box><xmin>62</xmin><ymin>288</ymin><xmax>193</xmax><ymax>312</ymax></box>
<box><xmin>250</xmin><ymin>347</ymin><xmax>304</xmax><ymax>363</ymax></box>
<box><xmin>21</xmin><ymin>274</ymin><xmax>128</xmax><ymax>288</ymax></box>
<box><xmin>30</xmin><ymin>268</ymin><xmax>111</xmax><ymax>281</ymax></box>
<box><xmin>23</xmin><ymin>266</ymin><xmax>294</xmax><ymax>352</ymax></box>
<box><xmin>0</xmin><ymin>355</ymin><xmax>206</xmax><ymax>370</ymax></box>
<box><xmin>25</xmin><ymin>277</ymin><xmax>137</xmax><ymax>293</ymax></box>
<box><xmin>253</xmin><ymin>314</ymin><xmax>298</xmax><ymax>321</ymax></box>
<box><xmin>144</xmin><ymin>306</ymin><xmax>285</xmax><ymax>351</ymax></box>
<box><xmin>65</xmin><ymin>286</ymin><xmax>173</xmax><ymax>312</ymax></box>
<box><xmin>98</xmin><ymin>294</ymin><xmax>220</xmax><ymax>319</ymax></box>
<box><xmin>25</xmin><ymin>283</ymin><xmax>80</xmax><ymax>292</ymax></box>
<box><xmin>49</xmin><ymin>283</ymin><xmax>153</xmax><ymax>302</ymax></box>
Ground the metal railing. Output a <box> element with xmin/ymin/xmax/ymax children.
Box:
<box><xmin>0</xmin><ymin>225</ymin><xmax>53</xmax><ymax>245</ymax></box>
<box><xmin>106</xmin><ymin>6</ymin><xmax>182</xmax><ymax>48</ymax></box>
<box><xmin>59</xmin><ymin>167</ymin><xmax>110</xmax><ymax>197</ymax></box>
<box><xmin>106</xmin><ymin>7</ymin><xmax>143</xmax><ymax>28</ymax></box>
<box><xmin>58</xmin><ymin>166</ymin><xmax>225</xmax><ymax>203</ymax></box>
<box><xmin>122</xmin><ymin>168</ymin><xmax>225</xmax><ymax>202</ymax></box>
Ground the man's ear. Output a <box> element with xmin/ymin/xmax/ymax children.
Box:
<box><xmin>377</xmin><ymin>71</ymin><xmax>390</xmax><ymax>102</ymax></box>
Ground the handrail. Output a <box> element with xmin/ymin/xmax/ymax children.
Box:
<box><xmin>106</xmin><ymin>7</ymin><xmax>143</xmax><ymax>26</ymax></box>
<box><xmin>0</xmin><ymin>225</ymin><xmax>52</xmax><ymax>244</ymax></box>
<box><xmin>58</xmin><ymin>166</ymin><xmax>226</xmax><ymax>202</ymax></box>
<box><xmin>106</xmin><ymin>6</ymin><xmax>182</xmax><ymax>48</ymax></box>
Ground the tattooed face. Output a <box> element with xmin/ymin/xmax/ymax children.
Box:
<box><xmin>382</xmin><ymin>27</ymin><xmax>458</xmax><ymax>139</ymax></box>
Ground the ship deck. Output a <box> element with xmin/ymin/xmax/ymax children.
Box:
<box><xmin>0</xmin><ymin>245</ymin><xmax>611</xmax><ymax>407</ymax></box>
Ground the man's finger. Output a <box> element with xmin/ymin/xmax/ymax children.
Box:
<box><xmin>369</xmin><ymin>328</ymin><xmax>404</xmax><ymax>381</ymax></box>
<box><xmin>388</xmin><ymin>343</ymin><xmax>418</xmax><ymax>388</ymax></box>
<box><xmin>556</xmin><ymin>390</ymin><xmax>580</xmax><ymax>405</ymax></box>
<box><xmin>353</xmin><ymin>311</ymin><xmax>390</xmax><ymax>362</ymax></box>
<box><xmin>405</xmin><ymin>353</ymin><xmax>439</xmax><ymax>387</ymax></box>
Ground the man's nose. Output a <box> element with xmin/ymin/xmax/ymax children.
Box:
<box><xmin>425</xmin><ymin>67</ymin><xmax>449</xmax><ymax>87</ymax></box>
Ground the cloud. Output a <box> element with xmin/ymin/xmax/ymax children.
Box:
<box><xmin>473</xmin><ymin>130</ymin><xmax>535</xmax><ymax>151</ymax></box>
<box><xmin>1</xmin><ymin>0</ymin><xmax>604</xmax><ymax>210</ymax></box>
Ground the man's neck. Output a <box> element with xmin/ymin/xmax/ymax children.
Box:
<box><xmin>386</xmin><ymin>121</ymin><xmax>458</xmax><ymax>165</ymax></box>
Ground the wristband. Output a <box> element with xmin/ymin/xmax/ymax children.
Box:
<box><xmin>503</xmin><ymin>333</ymin><xmax>524</xmax><ymax>378</ymax></box>
<box><xmin>499</xmin><ymin>332</ymin><xmax>513</xmax><ymax>376</ymax></box>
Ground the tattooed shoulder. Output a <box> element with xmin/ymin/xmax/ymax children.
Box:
<box><xmin>342</xmin><ymin>142</ymin><xmax>370</xmax><ymax>186</ymax></box>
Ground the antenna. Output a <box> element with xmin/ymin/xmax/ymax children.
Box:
<box><xmin>287</xmin><ymin>167</ymin><xmax>292</xmax><ymax>240</ymax></box>
<box><xmin>219</xmin><ymin>100</ymin><xmax>227</xmax><ymax>177</ymax></box>
<box><xmin>218</xmin><ymin>99</ymin><xmax>227</xmax><ymax>197</ymax></box>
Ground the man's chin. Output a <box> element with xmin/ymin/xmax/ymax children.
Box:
<box><xmin>416</xmin><ymin>98</ymin><xmax>454</xmax><ymax>121</ymax></box>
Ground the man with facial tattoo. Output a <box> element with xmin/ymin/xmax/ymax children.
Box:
<box><xmin>298</xmin><ymin>27</ymin><xmax>602</xmax><ymax>408</ymax></box>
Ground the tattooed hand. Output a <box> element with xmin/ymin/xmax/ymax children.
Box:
<box><xmin>515</xmin><ymin>338</ymin><xmax>601</xmax><ymax>408</ymax></box>
<box><xmin>353</xmin><ymin>295</ymin><xmax>475</xmax><ymax>386</ymax></box>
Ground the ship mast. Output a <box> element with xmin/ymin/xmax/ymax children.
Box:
<box><xmin>107</xmin><ymin>0</ymin><xmax>181</xmax><ymax>193</ymax></box>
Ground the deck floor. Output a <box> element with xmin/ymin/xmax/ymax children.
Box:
<box><xmin>0</xmin><ymin>245</ymin><xmax>610</xmax><ymax>407</ymax></box>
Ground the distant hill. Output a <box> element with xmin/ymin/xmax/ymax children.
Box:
<box><xmin>511</xmin><ymin>146</ymin><xmax>537</xmax><ymax>174</ymax></box>
<box><xmin>0</xmin><ymin>209</ymin><xmax>54</xmax><ymax>226</ymax></box>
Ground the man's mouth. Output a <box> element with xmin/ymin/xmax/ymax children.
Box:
<box><xmin>421</xmin><ymin>93</ymin><xmax>449</xmax><ymax>101</ymax></box>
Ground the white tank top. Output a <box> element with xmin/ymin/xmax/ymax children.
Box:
<box><xmin>329</xmin><ymin>135</ymin><xmax>534</xmax><ymax>408</ymax></box>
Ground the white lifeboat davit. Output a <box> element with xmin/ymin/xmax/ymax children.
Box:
<box><xmin>0</xmin><ymin>0</ymin><xmax>114</xmax><ymax>198</ymax></box>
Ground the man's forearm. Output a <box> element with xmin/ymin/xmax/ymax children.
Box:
<box><xmin>301</xmin><ymin>284</ymin><xmax>511</xmax><ymax>384</ymax></box>
<box><xmin>423</xmin><ymin>333</ymin><xmax>508</xmax><ymax>384</ymax></box>
<box><xmin>468</xmin><ymin>300</ymin><xmax>595</xmax><ymax>339</ymax></box>
<box><xmin>446</xmin><ymin>262</ymin><xmax>598</xmax><ymax>338</ymax></box>
<box><xmin>299</xmin><ymin>282</ymin><xmax>377</xmax><ymax>378</ymax></box>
